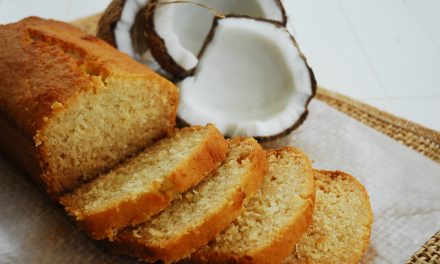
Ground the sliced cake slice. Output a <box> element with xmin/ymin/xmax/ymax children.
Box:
<box><xmin>282</xmin><ymin>170</ymin><xmax>373</xmax><ymax>264</ymax></box>
<box><xmin>60</xmin><ymin>124</ymin><xmax>228</xmax><ymax>240</ymax></box>
<box><xmin>191</xmin><ymin>147</ymin><xmax>315</xmax><ymax>264</ymax></box>
<box><xmin>109</xmin><ymin>137</ymin><xmax>267</xmax><ymax>263</ymax></box>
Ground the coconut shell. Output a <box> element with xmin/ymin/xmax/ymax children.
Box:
<box><xmin>97</xmin><ymin>0</ymin><xmax>126</xmax><ymax>47</ymax></box>
<box><xmin>130</xmin><ymin>5</ymin><xmax>149</xmax><ymax>55</ymax></box>
<box><xmin>143</xmin><ymin>0</ymin><xmax>288</xmax><ymax>80</ymax></box>
<box><xmin>177</xmin><ymin>16</ymin><xmax>317</xmax><ymax>142</ymax></box>
<box><xmin>143</xmin><ymin>0</ymin><xmax>190</xmax><ymax>80</ymax></box>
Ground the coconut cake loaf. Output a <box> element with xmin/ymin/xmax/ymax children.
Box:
<box><xmin>283</xmin><ymin>170</ymin><xmax>373</xmax><ymax>264</ymax></box>
<box><xmin>0</xmin><ymin>17</ymin><xmax>178</xmax><ymax>197</ymax></box>
<box><xmin>191</xmin><ymin>147</ymin><xmax>315</xmax><ymax>264</ymax></box>
<box><xmin>109</xmin><ymin>137</ymin><xmax>267</xmax><ymax>263</ymax></box>
<box><xmin>60</xmin><ymin>124</ymin><xmax>228</xmax><ymax>240</ymax></box>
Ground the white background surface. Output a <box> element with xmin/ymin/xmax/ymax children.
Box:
<box><xmin>0</xmin><ymin>0</ymin><xmax>439</xmax><ymax>130</ymax></box>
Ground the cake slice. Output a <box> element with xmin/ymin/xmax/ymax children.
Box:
<box><xmin>60</xmin><ymin>124</ymin><xmax>228</xmax><ymax>240</ymax></box>
<box><xmin>282</xmin><ymin>170</ymin><xmax>373</xmax><ymax>264</ymax></box>
<box><xmin>109</xmin><ymin>137</ymin><xmax>267</xmax><ymax>263</ymax></box>
<box><xmin>191</xmin><ymin>147</ymin><xmax>315</xmax><ymax>264</ymax></box>
<box><xmin>0</xmin><ymin>17</ymin><xmax>178</xmax><ymax>197</ymax></box>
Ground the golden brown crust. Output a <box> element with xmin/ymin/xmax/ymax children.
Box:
<box><xmin>282</xmin><ymin>170</ymin><xmax>373</xmax><ymax>264</ymax></box>
<box><xmin>231</xmin><ymin>138</ymin><xmax>268</xmax><ymax>199</ymax></box>
<box><xmin>314</xmin><ymin>170</ymin><xmax>373</xmax><ymax>264</ymax></box>
<box><xmin>108</xmin><ymin>138</ymin><xmax>267</xmax><ymax>263</ymax></box>
<box><xmin>0</xmin><ymin>17</ymin><xmax>177</xmax><ymax>196</ymax></box>
<box><xmin>194</xmin><ymin>201</ymin><xmax>312</xmax><ymax>264</ymax></box>
<box><xmin>71</xmin><ymin>191</ymin><xmax>172</xmax><ymax>239</ymax></box>
<box><xmin>191</xmin><ymin>147</ymin><xmax>315</xmax><ymax>264</ymax></box>
<box><xmin>164</xmin><ymin>126</ymin><xmax>227</xmax><ymax>194</ymax></box>
<box><xmin>110</xmin><ymin>191</ymin><xmax>246</xmax><ymax>263</ymax></box>
<box><xmin>60</xmin><ymin>125</ymin><xmax>228</xmax><ymax>240</ymax></box>
<box><xmin>250</xmin><ymin>202</ymin><xmax>313</xmax><ymax>264</ymax></box>
<box><xmin>0</xmin><ymin>114</ymin><xmax>42</xmax><ymax>186</ymax></box>
<box><xmin>0</xmin><ymin>17</ymin><xmax>163</xmax><ymax>136</ymax></box>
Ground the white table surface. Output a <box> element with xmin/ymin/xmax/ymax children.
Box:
<box><xmin>0</xmin><ymin>0</ymin><xmax>439</xmax><ymax>131</ymax></box>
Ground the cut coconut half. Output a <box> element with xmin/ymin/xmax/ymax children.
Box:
<box><xmin>145</xmin><ymin>0</ymin><xmax>287</xmax><ymax>79</ymax></box>
<box><xmin>97</xmin><ymin>0</ymin><xmax>127</xmax><ymax>47</ymax></box>
<box><xmin>98</xmin><ymin>0</ymin><xmax>165</xmax><ymax>72</ymax></box>
<box><xmin>177</xmin><ymin>16</ymin><xmax>316</xmax><ymax>141</ymax></box>
<box><xmin>98</xmin><ymin>0</ymin><xmax>148</xmax><ymax>58</ymax></box>
<box><xmin>114</xmin><ymin>0</ymin><xmax>149</xmax><ymax>59</ymax></box>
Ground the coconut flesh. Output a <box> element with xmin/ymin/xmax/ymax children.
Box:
<box><xmin>112</xmin><ymin>0</ymin><xmax>166</xmax><ymax>71</ymax></box>
<box><xmin>114</xmin><ymin>0</ymin><xmax>148</xmax><ymax>59</ymax></box>
<box><xmin>147</xmin><ymin>0</ymin><xmax>286</xmax><ymax>77</ymax></box>
<box><xmin>177</xmin><ymin>17</ymin><xmax>316</xmax><ymax>139</ymax></box>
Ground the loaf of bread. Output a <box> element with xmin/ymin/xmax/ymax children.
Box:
<box><xmin>283</xmin><ymin>170</ymin><xmax>373</xmax><ymax>264</ymax></box>
<box><xmin>191</xmin><ymin>147</ymin><xmax>315</xmax><ymax>264</ymax></box>
<box><xmin>0</xmin><ymin>17</ymin><xmax>178</xmax><ymax>197</ymax></box>
<box><xmin>60</xmin><ymin>124</ymin><xmax>228</xmax><ymax>240</ymax></box>
<box><xmin>109</xmin><ymin>137</ymin><xmax>267</xmax><ymax>263</ymax></box>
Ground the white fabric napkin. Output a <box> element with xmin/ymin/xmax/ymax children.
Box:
<box><xmin>1</xmin><ymin>99</ymin><xmax>439</xmax><ymax>263</ymax></box>
<box><xmin>265</xmin><ymin>100</ymin><xmax>440</xmax><ymax>263</ymax></box>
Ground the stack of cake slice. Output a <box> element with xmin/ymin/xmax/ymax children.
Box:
<box><xmin>59</xmin><ymin>124</ymin><xmax>373</xmax><ymax>264</ymax></box>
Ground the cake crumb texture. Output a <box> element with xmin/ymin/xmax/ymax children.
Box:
<box><xmin>282</xmin><ymin>170</ymin><xmax>373</xmax><ymax>264</ymax></box>
<box><xmin>60</xmin><ymin>124</ymin><xmax>228</xmax><ymax>240</ymax></box>
<box><xmin>110</xmin><ymin>137</ymin><xmax>267</xmax><ymax>263</ymax></box>
<box><xmin>192</xmin><ymin>147</ymin><xmax>315</xmax><ymax>264</ymax></box>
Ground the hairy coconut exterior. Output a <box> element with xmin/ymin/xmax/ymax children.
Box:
<box><xmin>131</xmin><ymin>5</ymin><xmax>149</xmax><ymax>55</ymax></box>
<box><xmin>97</xmin><ymin>0</ymin><xmax>126</xmax><ymax>47</ymax></box>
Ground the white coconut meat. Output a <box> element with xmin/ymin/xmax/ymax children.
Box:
<box><xmin>114</xmin><ymin>0</ymin><xmax>148</xmax><ymax>58</ymax></box>
<box><xmin>113</xmin><ymin>0</ymin><xmax>163</xmax><ymax>71</ymax></box>
<box><xmin>178</xmin><ymin>17</ymin><xmax>315</xmax><ymax>139</ymax></box>
<box><xmin>151</xmin><ymin>0</ymin><xmax>286</xmax><ymax>75</ymax></box>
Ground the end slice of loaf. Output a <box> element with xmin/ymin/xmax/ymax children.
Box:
<box><xmin>0</xmin><ymin>17</ymin><xmax>178</xmax><ymax>197</ymax></box>
<box><xmin>60</xmin><ymin>124</ymin><xmax>228</xmax><ymax>240</ymax></box>
<box><xmin>191</xmin><ymin>147</ymin><xmax>315</xmax><ymax>264</ymax></box>
<box><xmin>109</xmin><ymin>137</ymin><xmax>267</xmax><ymax>263</ymax></box>
<box><xmin>282</xmin><ymin>170</ymin><xmax>373</xmax><ymax>264</ymax></box>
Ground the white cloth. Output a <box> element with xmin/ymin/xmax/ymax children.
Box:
<box><xmin>1</xmin><ymin>100</ymin><xmax>439</xmax><ymax>263</ymax></box>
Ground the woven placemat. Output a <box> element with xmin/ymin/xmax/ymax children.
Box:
<box><xmin>70</xmin><ymin>14</ymin><xmax>440</xmax><ymax>263</ymax></box>
<box><xmin>317</xmin><ymin>88</ymin><xmax>440</xmax><ymax>163</ymax></box>
<box><xmin>407</xmin><ymin>231</ymin><xmax>440</xmax><ymax>264</ymax></box>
